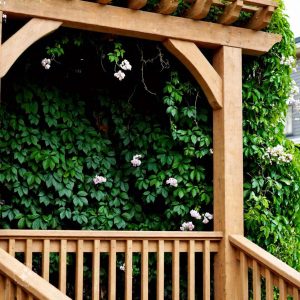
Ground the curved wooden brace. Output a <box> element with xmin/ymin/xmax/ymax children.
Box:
<box><xmin>163</xmin><ymin>39</ymin><xmax>222</xmax><ymax>110</ymax></box>
<box><xmin>185</xmin><ymin>0</ymin><xmax>212</xmax><ymax>20</ymax></box>
<box><xmin>156</xmin><ymin>0</ymin><xmax>179</xmax><ymax>14</ymax></box>
<box><xmin>0</xmin><ymin>18</ymin><xmax>62</xmax><ymax>78</ymax></box>
<box><xmin>218</xmin><ymin>0</ymin><xmax>243</xmax><ymax>25</ymax></box>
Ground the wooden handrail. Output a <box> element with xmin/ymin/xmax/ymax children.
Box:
<box><xmin>0</xmin><ymin>229</ymin><xmax>223</xmax><ymax>239</ymax></box>
<box><xmin>230</xmin><ymin>234</ymin><xmax>300</xmax><ymax>289</ymax></box>
<box><xmin>0</xmin><ymin>248</ymin><xmax>70</xmax><ymax>300</ymax></box>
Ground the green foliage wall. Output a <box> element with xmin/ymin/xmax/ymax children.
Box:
<box><xmin>0</xmin><ymin>0</ymin><xmax>299</xmax><ymax>269</ymax></box>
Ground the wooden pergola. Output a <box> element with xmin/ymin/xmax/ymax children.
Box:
<box><xmin>1</xmin><ymin>1</ymin><xmax>299</xmax><ymax>300</ymax></box>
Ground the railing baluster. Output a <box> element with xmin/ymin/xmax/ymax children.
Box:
<box><xmin>265</xmin><ymin>269</ymin><xmax>273</xmax><ymax>300</ymax></box>
<box><xmin>157</xmin><ymin>240</ymin><xmax>164</xmax><ymax>300</ymax></box>
<box><xmin>16</xmin><ymin>285</ymin><xmax>22</xmax><ymax>299</ymax></box>
<box><xmin>25</xmin><ymin>239</ymin><xmax>33</xmax><ymax>300</ymax></box>
<box><xmin>25</xmin><ymin>239</ymin><xmax>33</xmax><ymax>269</ymax></box>
<box><xmin>293</xmin><ymin>286</ymin><xmax>299</xmax><ymax>300</ymax></box>
<box><xmin>240</xmin><ymin>251</ymin><xmax>248</xmax><ymax>300</ymax></box>
<box><xmin>172</xmin><ymin>240</ymin><xmax>179</xmax><ymax>300</ymax></box>
<box><xmin>42</xmin><ymin>239</ymin><xmax>50</xmax><ymax>281</ymax></box>
<box><xmin>188</xmin><ymin>240</ymin><xmax>195</xmax><ymax>300</ymax></box>
<box><xmin>125</xmin><ymin>240</ymin><xmax>133</xmax><ymax>300</ymax></box>
<box><xmin>252</xmin><ymin>260</ymin><xmax>261</xmax><ymax>300</ymax></box>
<box><xmin>109</xmin><ymin>240</ymin><xmax>116</xmax><ymax>300</ymax></box>
<box><xmin>5</xmin><ymin>239</ymin><xmax>15</xmax><ymax>299</ymax></box>
<box><xmin>203</xmin><ymin>240</ymin><xmax>210</xmax><ymax>300</ymax></box>
<box><xmin>75</xmin><ymin>239</ymin><xmax>84</xmax><ymax>300</ymax></box>
<box><xmin>92</xmin><ymin>240</ymin><xmax>100</xmax><ymax>300</ymax></box>
<box><xmin>141</xmin><ymin>240</ymin><xmax>148</xmax><ymax>300</ymax></box>
<box><xmin>59</xmin><ymin>240</ymin><xmax>67</xmax><ymax>293</ymax></box>
<box><xmin>279</xmin><ymin>278</ymin><xmax>286</xmax><ymax>300</ymax></box>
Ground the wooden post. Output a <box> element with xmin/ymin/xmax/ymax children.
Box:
<box><xmin>213</xmin><ymin>46</ymin><xmax>244</xmax><ymax>300</ymax></box>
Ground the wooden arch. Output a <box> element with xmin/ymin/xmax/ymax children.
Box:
<box><xmin>0</xmin><ymin>1</ymin><xmax>281</xmax><ymax>299</ymax></box>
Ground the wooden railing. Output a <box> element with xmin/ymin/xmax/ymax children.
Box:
<box><xmin>0</xmin><ymin>230</ymin><xmax>222</xmax><ymax>300</ymax></box>
<box><xmin>230</xmin><ymin>235</ymin><xmax>300</xmax><ymax>300</ymax></box>
<box><xmin>0</xmin><ymin>247</ymin><xmax>70</xmax><ymax>300</ymax></box>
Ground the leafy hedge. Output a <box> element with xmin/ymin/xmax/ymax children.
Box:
<box><xmin>0</xmin><ymin>0</ymin><xmax>299</xmax><ymax>269</ymax></box>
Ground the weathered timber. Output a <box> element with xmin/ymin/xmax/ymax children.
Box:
<box><xmin>0</xmin><ymin>0</ymin><xmax>281</xmax><ymax>55</ymax></box>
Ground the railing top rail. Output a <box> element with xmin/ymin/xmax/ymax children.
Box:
<box><xmin>230</xmin><ymin>234</ymin><xmax>300</xmax><ymax>288</ymax></box>
<box><xmin>0</xmin><ymin>248</ymin><xmax>70</xmax><ymax>300</ymax></box>
<box><xmin>0</xmin><ymin>230</ymin><xmax>223</xmax><ymax>240</ymax></box>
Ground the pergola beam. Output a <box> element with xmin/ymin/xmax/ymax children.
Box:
<box><xmin>0</xmin><ymin>0</ymin><xmax>281</xmax><ymax>55</ymax></box>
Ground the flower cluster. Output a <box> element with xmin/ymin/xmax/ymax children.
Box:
<box><xmin>180</xmin><ymin>221</ymin><xmax>195</xmax><ymax>231</ymax></box>
<box><xmin>120</xmin><ymin>263</ymin><xmax>125</xmax><ymax>271</ymax></box>
<box><xmin>120</xmin><ymin>59</ymin><xmax>132</xmax><ymax>71</ymax></box>
<box><xmin>93</xmin><ymin>175</ymin><xmax>107</xmax><ymax>184</ymax></box>
<box><xmin>114</xmin><ymin>59</ymin><xmax>132</xmax><ymax>81</ymax></box>
<box><xmin>41</xmin><ymin>58</ymin><xmax>51</xmax><ymax>70</ymax></box>
<box><xmin>286</xmin><ymin>79</ymin><xmax>300</xmax><ymax>106</ymax></box>
<box><xmin>166</xmin><ymin>177</ymin><xmax>178</xmax><ymax>187</ymax></box>
<box><xmin>2</xmin><ymin>13</ymin><xmax>7</xmax><ymax>23</ymax></box>
<box><xmin>264</xmin><ymin>145</ymin><xmax>293</xmax><ymax>164</ymax></box>
<box><xmin>131</xmin><ymin>154</ymin><xmax>142</xmax><ymax>167</ymax></box>
<box><xmin>280</xmin><ymin>55</ymin><xmax>297</xmax><ymax>72</ymax></box>
<box><xmin>190</xmin><ymin>210</ymin><xmax>213</xmax><ymax>224</ymax></box>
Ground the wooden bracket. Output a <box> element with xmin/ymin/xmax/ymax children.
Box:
<box><xmin>218</xmin><ymin>0</ymin><xmax>244</xmax><ymax>25</ymax></box>
<box><xmin>0</xmin><ymin>18</ymin><xmax>62</xmax><ymax>78</ymax></box>
<box><xmin>163</xmin><ymin>38</ymin><xmax>223</xmax><ymax>110</ymax></box>
<box><xmin>246</xmin><ymin>5</ymin><xmax>274</xmax><ymax>30</ymax></box>
<box><xmin>185</xmin><ymin>0</ymin><xmax>213</xmax><ymax>20</ymax></box>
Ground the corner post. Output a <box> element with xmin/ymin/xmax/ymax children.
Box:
<box><xmin>213</xmin><ymin>46</ymin><xmax>243</xmax><ymax>300</ymax></box>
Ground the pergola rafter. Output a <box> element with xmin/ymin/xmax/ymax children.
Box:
<box><xmin>0</xmin><ymin>1</ymin><xmax>282</xmax><ymax>299</ymax></box>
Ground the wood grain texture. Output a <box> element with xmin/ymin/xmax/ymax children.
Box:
<box><xmin>218</xmin><ymin>0</ymin><xmax>243</xmax><ymax>25</ymax></box>
<box><xmin>42</xmin><ymin>240</ymin><xmax>50</xmax><ymax>281</ymax></box>
<box><xmin>157</xmin><ymin>240</ymin><xmax>164</xmax><ymax>300</ymax></box>
<box><xmin>0</xmin><ymin>18</ymin><xmax>62</xmax><ymax>78</ymax></box>
<box><xmin>0</xmin><ymin>0</ymin><xmax>281</xmax><ymax>55</ymax></box>
<box><xmin>76</xmin><ymin>240</ymin><xmax>84</xmax><ymax>300</ymax></box>
<box><xmin>141</xmin><ymin>240</ymin><xmax>148</xmax><ymax>300</ymax></box>
<box><xmin>109</xmin><ymin>240</ymin><xmax>116</xmax><ymax>300</ymax></box>
<box><xmin>185</xmin><ymin>0</ymin><xmax>212</xmax><ymax>19</ymax></box>
<box><xmin>125</xmin><ymin>240</ymin><xmax>133</xmax><ymax>300</ymax></box>
<box><xmin>213</xmin><ymin>46</ymin><xmax>243</xmax><ymax>300</ymax></box>
<box><xmin>172</xmin><ymin>240</ymin><xmax>180</xmax><ymax>300</ymax></box>
<box><xmin>164</xmin><ymin>38</ymin><xmax>222</xmax><ymax>110</ymax></box>
<box><xmin>246</xmin><ymin>5</ymin><xmax>274</xmax><ymax>30</ymax></box>
<box><xmin>252</xmin><ymin>260</ymin><xmax>261</xmax><ymax>300</ymax></box>
<box><xmin>0</xmin><ymin>248</ymin><xmax>70</xmax><ymax>300</ymax></box>
<box><xmin>229</xmin><ymin>235</ymin><xmax>300</xmax><ymax>288</ymax></box>
<box><xmin>59</xmin><ymin>240</ymin><xmax>67</xmax><ymax>293</ymax></box>
<box><xmin>203</xmin><ymin>240</ymin><xmax>210</xmax><ymax>300</ymax></box>
<box><xmin>92</xmin><ymin>240</ymin><xmax>100</xmax><ymax>300</ymax></box>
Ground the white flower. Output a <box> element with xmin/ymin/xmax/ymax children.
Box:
<box><xmin>120</xmin><ymin>59</ymin><xmax>132</xmax><ymax>71</ymax></box>
<box><xmin>131</xmin><ymin>154</ymin><xmax>142</xmax><ymax>167</ymax></box>
<box><xmin>204</xmin><ymin>212</ymin><xmax>213</xmax><ymax>220</ymax></box>
<box><xmin>166</xmin><ymin>177</ymin><xmax>178</xmax><ymax>187</ymax></box>
<box><xmin>190</xmin><ymin>209</ymin><xmax>201</xmax><ymax>220</ymax></box>
<box><xmin>120</xmin><ymin>263</ymin><xmax>125</xmax><ymax>271</ymax></box>
<box><xmin>180</xmin><ymin>221</ymin><xmax>194</xmax><ymax>231</ymax></box>
<box><xmin>114</xmin><ymin>70</ymin><xmax>125</xmax><ymax>81</ymax></box>
<box><xmin>264</xmin><ymin>145</ymin><xmax>292</xmax><ymax>164</ymax></box>
<box><xmin>202</xmin><ymin>217</ymin><xmax>209</xmax><ymax>224</ymax></box>
<box><xmin>93</xmin><ymin>175</ymin><xmax>107</xmax><ymax>185</ymax></box>
<box><xmin>41</xmin><ymin>58</ymin><xmax>51</xmax><ymax>70</ymax></box>
<box><xmin>209</xmin><ymin>149</ymin><xmax>213</xmax><ymax>154</ymax></box>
